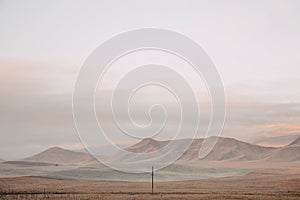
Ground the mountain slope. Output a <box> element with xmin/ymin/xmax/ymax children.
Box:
<box><xmin>123</xmin><ymin>137</ymin><xmax>278</xmax><ymax>162</ymax></box>
<box><xmin>125</xmin><ymin>138</ymin><xmax>170</xmax><ymax>153</ymax></box>
<box><xmin>24</xmin><ymin>147</ymin><xmax>95</xmax><ymax>164</ymax></box>
<box><xmin>288</xmin><ymin>136</ymin><xmax>300</xmax><ymax>147</ymax></box>
<box><xmin>201</xmin><ymin>137</ymin><xmax>276</xmax><ymax>161</ymax></box>
<box><xmin>265</xmin><ymin>136</ymin><xmax>300</xmax><ymax>162</ymax></box>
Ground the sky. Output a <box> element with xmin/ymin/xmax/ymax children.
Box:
<box><xmin>0</xmin><ymin>0</ymin><xmax>300</xmax><ymax>160</ymax></box>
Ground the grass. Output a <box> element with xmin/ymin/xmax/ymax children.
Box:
<box><xmin>0</xmin><ymin>174</ymin><xmax>299</xmax><ymax>200</ymax></box>
<box><xmin>1</xmin><ymin>193</ymin><xmax>299</xmax><ymax>200</ymax></box>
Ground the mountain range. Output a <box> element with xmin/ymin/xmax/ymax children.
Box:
<box><xmin>22</xmin><ymin>136</ymin><xmax>300</xmax><ymax>165</ymax></box>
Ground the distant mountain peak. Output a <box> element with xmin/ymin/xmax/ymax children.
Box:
<box><xmin>126</xmin><ymin>137</ymin><xmax>169</xmax><ymax>153</ymax></box>
<box><xmin>46</xmin><ymin>147</ymin><xmax>68</xmax><ymax>151</ymax></box>
<box><xmin>140</xmin><ymin>137</ymin><xmax>158</xmax><ymax>143</ymax></box>
<box><xmin>24</xmin><ymin>146</ymin><xmax>94</xmax><ymax>164</ymax></box>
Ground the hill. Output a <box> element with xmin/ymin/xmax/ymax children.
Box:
<box><xmin>199</xmin><ymin>137</ymin><xmax>276</xmax><ymax>161</ymax></box>
<box><xmin>125</xmin><ymin>138</ymin><xmax>170</xmax><ymax>153</ymax></box>
<box><xmin>24</xmin><ymin>147</ymin><xmax>95</xmax><ymax>164</ymax></box>
<box><xmin>124</xmin><ymin>137</ymin><xmax>277</xmax><ymax>161</ymax></box>
<box><xmin>265</xmin><ymin>136</ymin><xmax>300</xmax><ymax>162</ymax></box>
<box><xmin>288</xmin><ymin>136</ymin><xmax>300</xmax><ymax>147</ymax></box>
<box><xmin>21</xmin><ymin>136</ymin><xmax>300</xmax><ymax>165</ymax></box>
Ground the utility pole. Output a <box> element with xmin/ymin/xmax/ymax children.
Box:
<box><xmin>151</xmin><ymin>166</ymin><xmax>154</xmax><ymax>194</ymax></box>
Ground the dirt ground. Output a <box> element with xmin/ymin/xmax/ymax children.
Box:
<box><xmin>0</xmin><ymin>172</ymin><xmax>300</xmax><ymax>199</ymax></box>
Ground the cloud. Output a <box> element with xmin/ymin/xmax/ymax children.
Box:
<box><xmin>222</xmin><ymin>100</ymin><xmax>300</xmax><ymax>142</ymax></box>
<box><xmin>0</xmin><ymin>59</ymin><xmax>81</xmax><ymax>159</ymax></box>
<box><xmin>0</xmin><ymin>59</ymin><xmax>300</xmax><ymax>160</ymax></box>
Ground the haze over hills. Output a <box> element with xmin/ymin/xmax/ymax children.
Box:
<box><xmin>183</xmin><ymin>137</ymin><xmax>276</xmax><ymax>161</ymax></box>
<box><xmin>0</xmin><ymin>136</ymin><xmax>299</xmax><ymax>182</ymax></box>
<box><xmin>123</xmin><ymin>136</ymin><xmax>300</xmax><ymax>162</ymax></box>
<box><xmin>21</xmin><ymin>136</ymin><xmax>300</xmax><ymax>165</ymax></box>
<box><xmin>125</xmin><ymin>136</ymin><xmax>281</xmax><ymax>161</ymax></box>
<box><xmin>24</xmin><ymin>147</ymin><xmax>95</xmax><ymax>164</ymax></box>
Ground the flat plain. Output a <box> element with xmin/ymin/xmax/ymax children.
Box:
<box><xmin>1</xmin><ymin>170</ymin><xmax>300</xmax><ymax>200</ymax></box>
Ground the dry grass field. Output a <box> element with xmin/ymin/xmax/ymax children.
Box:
<box><xmin>1</xmin><ymin>172</ymin><xmax>300</xmax><ymax>200</ymax></box>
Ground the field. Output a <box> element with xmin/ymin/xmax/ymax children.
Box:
<box><xmin>1</xmin><ymin>171</ymin><xmax>300</xmax><ymax>200</ymax></box>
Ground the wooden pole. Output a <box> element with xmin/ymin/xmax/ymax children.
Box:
<box><xmin>151</xmin><ymin>166</ymin><xmax>154</xmax><ymax>194</ymax></box>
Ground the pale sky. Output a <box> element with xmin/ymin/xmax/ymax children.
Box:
<box><xmin>0</xmin><ymin>0</ymin><xmax>300</xmax><ymax>160</ymax></box>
